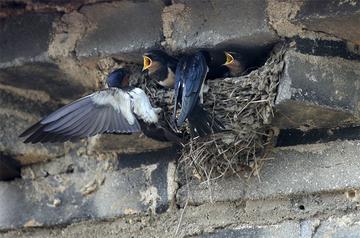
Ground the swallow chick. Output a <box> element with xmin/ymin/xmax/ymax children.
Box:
<box><xmin>20</xmin><ymin>68</ymin><xmax>179</xmax><ymax>143</ymax></box>
<box><xmin>223</xmin><ymin>51</ymin><xmax>246</xmax><ymax>77</ymax></box>
<box><xmin>142</xmin><ymin>49</ymin><xmax>178</xmax><ymax>88</ymax></box>
<box><xmin>173</xmin><ymin>51</ymin><xmax>224</xmax><ymax>137</ymax></box>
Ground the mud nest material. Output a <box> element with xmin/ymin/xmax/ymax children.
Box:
<box><xmin>180</xmin><ymin>43</ymin><xmax>286</xmax><ymax>180</ymax></box>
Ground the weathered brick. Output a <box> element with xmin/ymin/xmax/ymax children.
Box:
<box><xmin>0</xmin><ymin>13</ymin><xmax>58</xmax><ymax>65</ymax></box>
<box><xmin>177</xmin><ymin>140</ymin><xmax>360</xmax><ymax>206</ymax></box>
<box><xmin>301</xmin><ymin>213</ymin><xmax>360</xmax><ymax>238</ymax></box>
<box><xmin>0</xmin><ymin>86</ymin><xmax>56</xmax><ymax>119</ymax></box>
<box><xmin>76</xmin><ymin>0</ymin><xmax>164</xmax><ymax>60</ymax></box>
<box><xmin>0</xmin><ymin>75</ymin><xmax>89</xmax><ymax>166</ymax></box>
<box><xmin>0</xmin><ymin>86</ymin><xmax>175</xmax><ymax>165</ymax></box>
<box><xmin>0</xmin><ymin>63</ymin><xmax>89</xmax><ymax>102</ymax></box>
<box><xmin>294</xmin><ymin>0</ymin><xmax>360</xmax><ymax>44</ymax></box>
<box><xmin>163</xmin><ymin>0</ymin><xmax>278</xmax><ymax>52</ymax></box>
<box><xmin>198</xmin><ymin>221</ymin><xmax>299</xmax><ymax>238</ymax></box>
<box><xmin>0</xmin><ymin>112</ymin><xmax>66</xmax><ymax>166</ymax></box>
<box><xmin>0</xmin><ymin>12</ymin><xmax>96</xmax><ymax>103</ymax></box>
<box><xmin>0</xmin><ymin>148</ymin><xmax>177</xmax><ymax>230</ymax></box>
<box><xmin>273</xmin><ymin>39</ymin><xmax>360</xmax><ymax>129</ymax></box>
<box><xmin>88</xmin><ymin>134</ymin><xmax>174</xmax><ymax>154</ymax></box>
<box><xmin>0</xmin><ymin>1</ymin><xmax>102</xmax><ymax>18</ymax></box>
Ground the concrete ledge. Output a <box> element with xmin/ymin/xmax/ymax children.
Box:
<box><xmin>198</xmin><ymin>221</ymin><xmax>299</xmax><ymax>238</ymax></box>
<box><xmin>177</xmin><ymin>140</ymin><xmax>360</xmax><ymax>206</ymax></box>
<box><xmin>0</xmin><ymin>149</ymin><xmax>177</xmax><ymax>230</ymax></box>
<box><xmin>273</xmin><ymin>44</ymin><xmax>360</xmax><ymax>129</ymax></box>
<box><xmin>0</xmin><ymin>112</ymin><xmax>67</xmax><ymax>166</ymax></box>
<box><xmin>311</xmin><ymin>213</ymin><xmax>360</xmax><ymax>238</ymax></box>
<box><xmin>88</xmin><ymin>134</ymin><xmax>174</xmax><ymax>154</ymax></box>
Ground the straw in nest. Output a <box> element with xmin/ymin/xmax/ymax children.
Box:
<box><xmin>179</xmin><ymin>43</ymin><xmax>287</xmax><ymax>180</ymax></box>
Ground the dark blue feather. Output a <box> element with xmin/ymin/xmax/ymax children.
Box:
<box><xmin>174</xmin><ymin>52</ymin><xmax>208</xmax><ymax>127</ymax></box>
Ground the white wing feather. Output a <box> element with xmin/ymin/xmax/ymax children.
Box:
<box><xmin>91</xmin><ymin>89</ymin><xmax>136</xmax><ymax>125</ymax></box>
<box><xmin>128</xmin><ymin>88</ymin><xmax>159</xmax><ymax>124</ymax></box>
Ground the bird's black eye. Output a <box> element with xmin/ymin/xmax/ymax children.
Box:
<box><xmin>143</xmin><ymin>56</ymin><xmax>152</xmax><ymax>71</ymax></box>
<box><xmin>224</xmin><ymin>52</ymin><xmax>234</xmax><ymax>65</ymax></box>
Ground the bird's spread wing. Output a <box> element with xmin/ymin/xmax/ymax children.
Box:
<box><xmin>128</xmin><ymin>88</ymin><xmax>159</xmax><ymax>124</ymax></box>
<box><xmin>175</xmin><ymin>52</ymin><xmax>208</xmax><ymax>127</ymax></box>
<box><xmin>20</xmin><ymin>88</ymin><xmax>144</xmax><ymax>143</ymax></box>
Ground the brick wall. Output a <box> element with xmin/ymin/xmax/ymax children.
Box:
<box><xmin>0</xmin><ymin>0</ymin><xmax>360</xmax><ymax>237</ymax></box>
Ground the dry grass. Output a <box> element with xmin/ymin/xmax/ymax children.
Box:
<box><xmin>179</xmin><ymin>43</ymin><xmax>287</xmax><ymax>180</ymax></box>
<box><xmin>106</xmin><ymin>43</ymin><xmax>288</xmax><ymax>181</ymax></box>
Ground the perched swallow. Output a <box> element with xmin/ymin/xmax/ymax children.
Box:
<box><xmin>222</xmin><ymin>51</ymin><xmax>247</xmax><ymax>77</ymax></box>
<box><xmin>20</xmin><ymin>68</ymin><xmax>179</xmax><ymax>143</ymax></box>
<box><xmin>142</xmin><ymin>50</ymin><xmax>178</xmax><ymax>88</ymax></box>
<box><xmin>173</xmin><ymin>51</ymin><xmax>224</xmax><ymax>137</ymax></box>
<box><xmin>198</xmin><ymin>50</ymin><xmax>230</xmax><ymax>80</ymax></box>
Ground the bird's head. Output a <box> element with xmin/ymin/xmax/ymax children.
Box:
<box><xmin>222</xmin><ymin>51</ymin><xmax>244</xmax><ymax>76</ymax></box>
<box><xmin>106</xmin><ymin>68</ymin><xmax>130</xmax><ymax>88</ymax></box>
<box><xmin>142</xmin><ymin>50</ymin><xmax>178</xmax><ymax>88</ymax></box>
<box><xmin>142</xmin><ymin>50</ymin><xmax>173</xmax><ymax>75</ymax></box>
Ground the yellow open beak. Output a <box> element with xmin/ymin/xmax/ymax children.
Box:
<box><xmin>223</xmin><ymin>52</ymin><xmax>234</xmax><ymax>65</ymax></box>
<box><xmin>142</xmin><ymin>56</ymin><xmax>152</xmax><ymax>71</ymax></box>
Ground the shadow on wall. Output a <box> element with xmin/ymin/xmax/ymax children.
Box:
<box><xmin>0</xmin><ymin>63</ymin><xmax>87</xmax><ymax>102</ymax></box>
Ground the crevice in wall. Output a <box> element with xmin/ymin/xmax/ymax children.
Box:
<box><xmin>0</xmin><ymin>152</ymin><xmax>21</xmax><ymax>181</ymax></box>
<box><xmin>276</xmin><ymin>126</ymin><xmax>360</xmax><ymax>147</ymax></box>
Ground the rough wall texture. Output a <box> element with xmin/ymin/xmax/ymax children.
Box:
<box><xmin>0</xmin><ymin>0</ymin><xmax>360</xmax><ymax>237</ymax></box>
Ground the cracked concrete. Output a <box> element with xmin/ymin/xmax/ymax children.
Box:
<box><xmin>1</xmin><ymin>190</ymin><xmax>360</xmax><ymax>237</ymax></box>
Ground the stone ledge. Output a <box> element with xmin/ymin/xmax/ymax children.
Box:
<box><xmin>88</xmin><ymin>134</ymin><xmax>174</xmax><ymax>155</ymax></box>
<box><xmin>310</xmin><ymin>213</ymin><xmax>360</xmax><ymax>238</ymax></box>
<box><xmin>0</xmin><ymin>149</ymin><xmax>177</xmax><ymax>230</ymax></box>
<box><xmin>0</xmin><ymin>112</ymin><xmax>67</xmax><ymax>166</ymax></box>
<box><xmin>177</xmin><ymin>140</ymin><xmax>360</xmax><ymax>206</ymax></box>
<box><xmin>198</xmin><ymin>221</ymin><xmax>299</xmax><ymax>238</ymax></box>
<box><xmin>0</xmin><ymin>190</ymin><xmax>359</xmax><ymax>237</ymax></box>
<box><xmin>273</xmin><ymin>45</ymin><xmax>360</xmax><ymax>129</ymax></box>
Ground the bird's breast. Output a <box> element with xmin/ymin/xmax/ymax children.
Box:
<box><xmin>158</xmin><ymin>67</ymin><xmax>176</xmax><ymax>88</ymax></box>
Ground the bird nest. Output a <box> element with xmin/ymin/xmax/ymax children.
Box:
<box><xmin>140</xmin><ymin>43</ymin><xmax>287</xmax><ymax>180</ymax></box>
<box><xmin>181</xmin><ymin>43</ymin><xmax>286</xmax><ymax>180</ymax></box>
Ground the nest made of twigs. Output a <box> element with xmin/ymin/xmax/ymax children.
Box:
<box><xmin>119</xmin><ymin>43</ymin><xmax>287</xmax><ymax>181</ymax></box>
<box><xmin>178</xmin><ymin>43</ymin><xmax>287</xmax><ymax>180</ymax></box>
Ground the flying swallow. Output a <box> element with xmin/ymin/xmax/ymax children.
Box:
<box><xmin>20</xmin><ymin>68</ymin><xmax>180</xmax><ymax>143</ymax></box>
